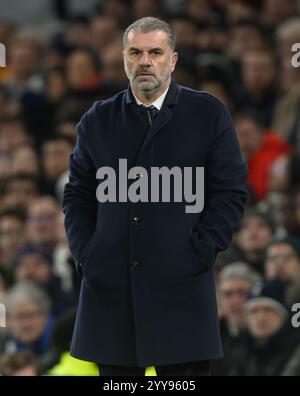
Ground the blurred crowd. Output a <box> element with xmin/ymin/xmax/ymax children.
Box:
<box><xmin>0</xmin><ymin>0</ymin><xmax>300</xmax><ymax>376</ymax></box>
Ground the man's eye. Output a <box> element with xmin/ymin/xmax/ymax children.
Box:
<box><xmin>153</xmin><ymin>52</ymin><xmax>161</xmax><ymax>56</ymax></box>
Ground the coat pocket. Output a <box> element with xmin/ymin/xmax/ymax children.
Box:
<box><xmin>190</xmin><ymin>225</ymin><xmax>216</xmax><ymax>275</ymax></box>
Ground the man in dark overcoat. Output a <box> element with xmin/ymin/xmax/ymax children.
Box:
<box><xmin>63</xmin><ymin>17</ymin><xmax>248</xmax><ymax>376</ymax></box>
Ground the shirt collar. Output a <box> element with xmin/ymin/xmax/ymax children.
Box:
<box><xmin>132</xmin><ymin>85</ymin><xmax>170</xmax><ymax>111</ymax></box>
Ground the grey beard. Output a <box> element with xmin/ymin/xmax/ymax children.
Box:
<box><xmin>133</xmin><ymin>78</ymin><xmax>163</xmax><ymax>100</ymax></box>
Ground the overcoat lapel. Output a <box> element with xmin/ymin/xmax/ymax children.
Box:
<box><xmin>124</xmin><ymin>78</ymin><xmax>181</xmax><ymax>155</ymax></box>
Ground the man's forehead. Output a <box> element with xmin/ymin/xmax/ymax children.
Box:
<box><xmin>221</xmin><ymin>279</ymin><xmax>250</xmax><ymax>291</ymax></box>
<box><xmin>126</xmin><ymin>30</ymin><xmax>169</xmax><ymax>48</ymax></box>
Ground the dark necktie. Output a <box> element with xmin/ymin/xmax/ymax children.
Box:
<box><xmin>138</xmin><ymin>104</ymin><xmax>159</xmax><ymax>127</ymax></box>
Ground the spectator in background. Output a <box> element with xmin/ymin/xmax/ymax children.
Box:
<box><xmin>240</xmin><ymin>280</ymin><xmax>300</xmax><ymax>376</ymax></box>
<box><xmin>0</xmin><ymin>209</ymin><xmax>26</xmax><ymax>275</ymax></box>
<box><xmin>0</xmin><ymin>351</ymin><xmax>40</xmax><ymax>376</ymax></box>
<box><xmin>195</xmin><ymin>20</ymin><xmax>228</xmax><ymax>53</ymax></box>
<box><xmin>272</xmin><ymin>19</ymin><xmax>300</xmax><ymax>154</ymax></box>
<box><xmin>96</xmin><ymin>0</ymin><xmax>131</xmax><ymax>29</ymax></box>
<box><xmin>217</xmin><ymin>209</ymin><xmax>275</xmax><ymax>273</ymax></box>
<box><xmin>169</xmin><ymin>17</ymin><xmax>198</xmax><ymax>80</ymax></box>
<box><xmin>98</xmin><ymin>40</ymin><xmax>127</xmax><ymax>87</ymax></box>
<box><xmin>1</xmin><ymin>174</ymin><xmax>40</xmax><ymax>211</ymax></box>
<box><xmin>55</xmin><ymin>43</ymin><xmax>123</xmax><ymax>122</ymax></box>
<box><xmin>0</xmin><ymin>282</ymin><xmax>54</xmax><ymax>360</ymax></box>
<box><xmin>268</xmin><ymin>155</ymin><xmax>300</xmax><ymax>195</ymax></box>
<box><xmin>227</xmin><ymin>20</ymin><xmax>268</xmax><ymax>63</ymax></box>
<box><xmin>46</xmin><ymin>67</ymin><xmax>68</xmax><ymax>116</ymax></box>
<box><xmin>10</xmin><ymin>145</ymin><xmax>40</xmax><ymax>178</ymax></box>
<box><xmin>90</xmin><ymin>15</ymin><xmax>121</xmax><ymax>55</ymax></box>
<box><xmin>169</xmin><ymin>15</ymin><xmax>197</xmax><ymax>50</ymax></box>
<box><xmin>276</xmin><ymin>17</ymin><xmax>300</xmax><ymax>59</ymax></box>
<box><xmin>219</xmin><ymin>263</ymin><xmax>262</xmax><ymax>333</ymax></box>
<box><xmin>262</xmin><ymin>0</ymin><xmax>297</xmax><ymax>29</ymax></box>
<box><xmin>0</xmin><ymin>114</ymin><xmax>32</xmax><ymax>155</ymax></box>
<box><xmin>4</xmin><ymin>34</ymin><xmax>44</xmax><ymax>95</ymax></box>
<box><xmin>66</xmin><ymin>49</ymin><xmax>101</xmax><ymax>92</ymax></box>
<box><xmin>280</xmin><ymin>187</ymin><xmax>300</xmax><ymax>238</ymax></box>
<box><xmin>265</xmin><ymin>236</ymin><xmax>300</xmax><ymax>307</ymax></box>
<box><xmin>0</xmin><ymin>21</ymin><xmax>16</xmax><ymax>84</ymax></box>
<box><xmin>196</xmin><ymin>55</ymin><xmax>238</xmax><ymax>98</ymax></box>
<box><xmin>132</xmin><ymin>0</ymin><xmax>165</xmax><ymax>20</ymax></box>
<box><xmin>239</xmin><ymin>49</ymin><xmax>278</xmax><ymax>126</ymax></box>
<box><xmin>14</xmin><ymin>245</ymin><xmax>75</xmax><ymax>316</ymax></box>
<box><xmin>212</xmin><ymin>262</ymin><xmax>261</xmax><ymax>376</ymax></box>
<box><xmin>199</xmin><ymin>76</ymin><xmax>236</xmax><ymax>112</ymax></box>
<box><xmin>2</xmin><ymin>33</ymin><xmax>52</xmax><ymax>145</ymax></box>
<box><xmin>266</xmin><ymin>155</ymin><xmax>300</xmax><ymax>228</ymax></box>
<box><xmin>0</xmin><ymin>157</ymin><xmax>12</xmax><ymax>196</ymax></box>
<box><xmin>0</xmin><ymin>88</ymin><xmax>22</xmax><ymax>119</ymax></box>
<box><xmin>40</xmin><ymin>136</ymin><xmax>73</xmax><ymax>196</ymax></box>
<box><xmin>54</xmin><ymin>119</ymin><xmax>77</xmax><ymax>143</ymax></box>
<box><xmin>0</xmin><ymin>267</ymin><xmax>10</xmax><ymax>301</ymax></box>
<box><xmin>236</xmin><ymin>210</ymin><xmax>276</xmax><ymax>272</ymax></box>
<box><xmin>172</xmin><ymin>57</ymin><xmax>197</xmax><ymax>87</ymax></box>
<box><xmin>184</xmin><ymin>0</ymin><xmax>216</xmax><ymax>24</ymax></box>
<box><xmin>61</xmin><ymin>15</ymin><xmax>92</xmax><ymax>51</ymax></box>
<box><xmin>273</xmin><ymin>64</ymin><xmax>300</xmax><ymax>155</ymax></box>
<box><xmin>26</xmin><ymin>197</ymin><xmax>60</xmax><ymax>255</ymax></box>
<box><xmin>224</xmin><ymin>0</ymin><xmax>262</xmax><ymax>24</ymax></box>
<box><xmin>234</xmin><ymin>112</ymin><xmax>293</xmax><ymax>201</ymax></box>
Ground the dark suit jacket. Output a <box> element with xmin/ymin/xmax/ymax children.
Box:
<box><xmin>63</xmin><ymin>79</ymin><xmax>248</xmax><ymax>367</ymax></box>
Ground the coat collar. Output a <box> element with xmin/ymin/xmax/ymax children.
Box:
<box><xmin>124</xmin><ymin>78</ymin><xmax>181</xmax><ymax>156</ymax></box>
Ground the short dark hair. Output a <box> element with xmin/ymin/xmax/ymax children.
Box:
<box><xmin>123</xmin><ymin>17</ymin><xmax>176</xmax><ymax>51</ymax></box>
<box><xmin>41</xmin><ymin>134</ymin><xmax>75</xmax><ymax>149</ymax></box>
<box><xmin>0</xmin><ymin>208</ymin><xmax>27</xmax><ymax>224</ymax></box>
<box><xmin>67</xmin><ymin>48</ymin><xmax>101</xmax><ymax>73</ymax></box>
<box><xmin>3</xmin><ymin>173</ymin><xmax>40</xmax><ymax>194</ymax></box>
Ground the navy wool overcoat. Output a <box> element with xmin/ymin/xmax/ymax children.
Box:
<box><xmin>63</xmin><ymin>79</ymin><xmax>248</xmax><ymax>367</ymax></box>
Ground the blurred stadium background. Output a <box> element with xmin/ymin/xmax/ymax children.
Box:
<box><xmin>0</xmin><ymin>0</ymin><xmax>300</xmax><ymax>376</ymax></box>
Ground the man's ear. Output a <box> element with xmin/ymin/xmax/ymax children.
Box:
<box><xmin>171</xmin><ymin>52</ymin><xmax>179</xmax><ymax>71</ymax></box>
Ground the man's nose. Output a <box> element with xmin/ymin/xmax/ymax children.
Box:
<box><xmin>140</xmin><ymin>52</ymin><xmax>151</xmax><ymax>66</ymax></box>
